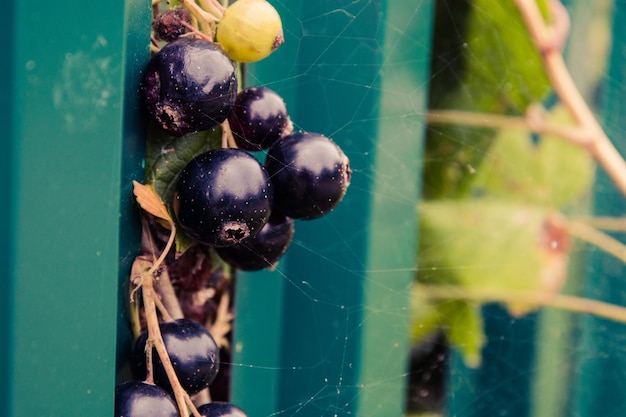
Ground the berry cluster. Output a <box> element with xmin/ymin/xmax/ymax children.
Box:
<box><xmin>119</xmin><ymin>1</ymin><xmax>352</xmax><ymax>416</ymax></box>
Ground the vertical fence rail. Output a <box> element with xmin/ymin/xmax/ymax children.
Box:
<box><xmin>572</xmin><ymin>0</ymin><xmax>626</xmax><ymax>415</ymax></box>
<box><xmin>232</xmin><ymin>2</ymin><xmax>434</xmax><ymax>416</ymax></box>
<box><xmin>3</xmin><ymin>1</ymin><xmax>150</xmax><ymax>416</ymax></box>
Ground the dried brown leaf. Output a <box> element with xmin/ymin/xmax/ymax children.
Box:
<box><xmin>133</xmin><ymin>180</ymin><xmax>174</xmax><ymax>225</ymax></box>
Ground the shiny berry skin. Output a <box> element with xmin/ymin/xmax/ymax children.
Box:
<box><xmin>174</xmin><ymin>148</ymin><xmax>273</xmax><ymax>246</ymax></box>
<box><xmin>228</xmin><ymin>86</ymin><xmax>290</xmax><ymax>151</ymax></box>
<box><xmin>216</xmin><ymin>0</ymin><xmax>284</xmax><ymax>63</ymax></box>
<box><xmin>141</xmin><ymin>37</ymin><xmax>237</xmax><ymax>136</ymax></box>
<box><xmin>114</xmin><ymin>381</ymin><xmax>179</xmax><ymax>417</ymax></box>
<box><xmin>265</xmin><ymin>132</ymin><xmax>351</xmax><ymax>219</ymax></box>
<box><xmin>216</xmin><ymin>213</ymin><xmax>294</xmax><ymax>270</ymax></box>
<box><xmin>131</xmin><ymin>318</ymin><xmax>220</xmax><ymax>395</ymax></box>
<box><xmin>197</xmin><ymin>402</ymin><xmax>248</xmax><ymax>417</ymax></box>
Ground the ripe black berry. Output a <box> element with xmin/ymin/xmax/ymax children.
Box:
<box><xmin>228</xmin><ymin>86</ymin><xmax>290</xmax><ymax>151</ymax></box>
<box><xmin>141</xmin><ymin>37</ymin><xmax>237</xmax><ymax>136</ymax></box>
<box><xmin>131</xmin><ymin>318</ymin><xmax>220</xmax><ymax>395</ymax></box>
<box><xmin>197</xmin><ymin>402</ymin><xmax>248</xmax><ymax>417</ymax></box>
<box><xmin>174</xmin><ymin>148</ymin><xmax>273</xmax><ymax>246</ymax></box>
<box><xmin>265</xmin><ymin>132</ymin><xmax>351</xmax><ymax>219</ymax></box>
<box><xmin>114</xmin><ymin>381</ymin><xmax>179</xmax><ymax>417</ymax></box>
<box><xmin>216</xmin><ymin>213</ymin><xmax>294</xmax><ymax>270</ymax></box>
<box><xmin>152</xmin><ymin>7</ymin><xmax>192</xmax><ymax>42</ymax></box>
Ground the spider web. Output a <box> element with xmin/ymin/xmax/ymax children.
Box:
<box><xmin>135</xmin><ymin>1</ymin><xmax>626</xmax><ymax>417</ymax></box>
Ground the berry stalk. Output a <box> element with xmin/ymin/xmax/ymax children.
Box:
<box><xmin>141</xmin><ymin>264</ymin><xmax>202</xmax><ymax>417</ymax></box>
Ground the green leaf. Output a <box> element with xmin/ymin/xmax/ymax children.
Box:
<box><xmin>469</xmin><ymin>106</ymin><xmax>595</xmax><ymax>208</ymax></box>
<box><xmin>410</xmin><ymin>284</ymin><xmax>485</xmax><ymax>368</ymax></box>
<box><xmin>439</xmin><ymin>300</ymin><xmax>484</xmax><ymax>368</ymax></box>
<box><xmin>415</xmin><ymin>198</ymin><xmax>572</xmax><ymax>365</ymax></box>
<box><xmin>417</xmin><ymin>199</ymin><xmax>570</xmax><ymax>315</ymax></box>
<box><xmin>458</xmin><ymin>0</ymin><xmax>551</xmax><ymax>113</ymax></box>
<box><xmin>144</xmin><ymin>123</ymin><xmax>222</xmax><ymax>254</ymax></box>
<box><xmin>423</xmin><ymin>0</ymin><xmax>552</xmax><ymax>199</ymax></box>
<box><xmin>144</xmin><ymin>123</ymin><xmax>222</xmax><ymax>207</ymax></box>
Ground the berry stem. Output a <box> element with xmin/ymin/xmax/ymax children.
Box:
<box><xmin>569</xmin><ymin>216</ymin><xmax>626</xmax><ymax>232</ymax></box>
<box><xmin>141</xmin><ymin>268</ymin><xmax>202</xmax><ymax>417</ymax></box>
<box><xmin>196</xmin><ymin>0</ymin><xmax>225</xmax><ymax>20</ymax></box>
<box><xmin>181</xmin><ymin>0</ymin><xmax>220</xmax><ymax>27</ymax></box>
<box><xmin>147</xmin><ymin>222</ymin><xmax>176</xmax><ymax>276</ymax></box>
<box><xmin>426</xmin><ymin>108</ymin><xmax>590</xmax><ymax>147</ymax></box>
<box><xmin>566</xmin><ymin>220</ymin><xmax>626</xmax><ymax>265</ymax></box>
<box><xmin>221</xmin><ymin>119</ymin><xmax>237</xmax><ymax>149</ymax></box>
<box><xmin>417</xmin><ymin>284</ymin><xmax>626</xmax><ymax>325</ymax></box>
<box><xmin>154</xmin><ymin>268</ymin><xmax>185</xmax><ymax>320</ymax></box>
<box><xmin>180</xmin><ymin>20</ymin><xmax>214</xmax><ymax>42</ymax></box>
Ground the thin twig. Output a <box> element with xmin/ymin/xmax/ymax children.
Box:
<box><xmin>142</xmin><ymin>268</ymin><xmax>202</xmax><ymax>417</ymax></box>
<box><xmin>154</xmin><ymin>268</ymin><xmax>185</xmax><ymax>320</ymax></box>
<box><xmin>197</xmin><ymin>0</ymin><xmax>226</xmax><ymax>19</ymax></box>
<box><xmin>417</xmin><ymin>284</ymin><xmax>626</xmax><ymax>325</ymax></box>
<box><xmin>569</xmin><ymin>216</ymin><xmax>626</xmax><ymax>232</ymax></box>
<box><xmin>142</xmin><ymin>269</ymin><xmax>190</xmax><ymax>417</ymax></box>
<box><xmin>567</xmin><ymin>220</ymin><xmax>626</xmax><ymax>265</ymax></box>
<box><xmin>426</xmin><ymin>109</ymin><xmax>590</xmax><ymax>147</ymax></box>
<box><xmin>221</xmin><ymin>119</ymin><xmax>237</xmax><ymax>149</ymax></box>
<box><xmin>181</xmin><ymin>0</ymin><xmax>220</xmax><ymax>26</ymax></box>
<box><xmin>514</xmin><ymin>0</ymin><xmax>626</xmax><ymax>198</ymax></box>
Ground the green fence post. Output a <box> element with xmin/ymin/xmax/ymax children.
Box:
<box><xmin>572</xmin><ymin>0</ymin><xmax>626</xmax><ymax>415</ymax></box>
<box><xmin>3</xmin><ymin>1</ymin><xmax>150</xmax><ymax>416</ymax></box>
<box><xmin>231</xmin><ymin>2</ymin><xmax>435</xmax><ymax>416</ymax></box>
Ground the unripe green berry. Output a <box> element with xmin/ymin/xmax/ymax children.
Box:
<box><xmin>216</xmin><ymin>0</ymin><xmax>284</xmax><ymax>63</ymax></box>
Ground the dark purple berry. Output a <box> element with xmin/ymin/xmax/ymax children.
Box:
<box><xmin>141</xmin><ymin>37</ymin><xmax>237</xmax><ymax>136</ymax></box>
<box><xmin>265</xmin><ymin>132</ymin><xmax>351</xmax><ymax>219</ymax></box>
<box><xmin>216</xmin><ymin>213</ymin><xmax>294</xmax><ymax>270</ymax></box>
<box><xmin>152</xmin><ymin>7</ymin><xmax>192</xmax><ymax>42</ymax></box>
<box><xmin>197</xmin><ymin>402</ymin><xmax>248</xmax><ymax>417</ymax></box>
<box><xmin>131</xmin><ymin>318</ymin><xmax>220</xmax><ymax>395</ymax></box>
<box><xmin>174</xmin><ymin>148</ymin><xmax>273</xmax><ymax>246</ymax></box>
<box><xmin>114</xmin><ymin>381</ymin><xmax>179</xmax><ymax>417</ymax></box>
<box><xmin>228</xmin><ymin>86</ymin><xmax>290</xmax><ymax>151</ymax></box>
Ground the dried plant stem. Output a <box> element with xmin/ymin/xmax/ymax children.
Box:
<box><xmin>154</xmin><ymin>268</ymin><xmax>185</xmax><ymax>320</ymax></box>
<box><xmin>418</xmin><ymin>284</ymin><xmax>626</xmax><ymax>325</ymax></box>
<box><xmin>221</xmin><ymin>119</ymin><xmax>237</xmax><ymax>149</ymax></box>
<box><xmin>514</xmin><ymin>0</ymin><xmax>626</xmax><ymax>198</ymax></box>
<box><xmin>142</xmin><ymin>269</ymin><xmax>202</xmax><ymax>417</ymax></box>
<box><xmin>134</xmin><ymin>221</ymin><xmax>201</xmax><ymax>417</ymax></box>
<box><xmin>197</xmin><ymin>0</ymin><xmax>225</xmax><ymax>20</ymax></box>
<box><xmin>566</xmin><ymin>220</ymin><xmax>626</xmax><ymax>265</ymax></box>
<box><xmin>570</xmin><ymin>216</ymin><xmax>626</xmax><ymax>232</ymax></box>
<box><xmin>426</xmin><ymin>109</ymin><xmax>589</xmax><ymax>146</ymax></box>
<box><xmin>141</xmin><ymin>269</ymin><xmax>186</xmax><ymax>415</ymax></box>
<box><xmin>181</xmin><ymin>0</ymin><xmax>220</xmax><ymax>26</ymax></box>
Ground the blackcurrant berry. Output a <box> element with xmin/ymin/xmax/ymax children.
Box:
<box><xmin>114</xmin><ymin>381</ymin><xmax>179</xmax><ymax>417</ymax></box>
<box><xmin>197</xmin><ymin>402</ymin><xmax>248</xmax><ymax>417</ymax></box>
<box><xmin>216</xmin><ymin>0</ymin><xmax>284</xmax><ymax>63</ymax></box>
<box><xmin>174</xmin><ymin>148</ymin><xmax>273</xmax><ymax>246</ymax></box>
<box><xmin>131</xmin><ymin>318</ymin><xmax>220</xmax><ymax>395</ymax></box>
<box><xmin>152</xmin><ymin>7</ymin><xmax>191</xmax><ymax>42</ymax></box>
<box><xmin>265</xmin><ymin>132</ymin><xmax>351</xmax><ymax>219</ymax></box>
<box><xmin>216</xmin><ymin>213</ymin><xmax>294</xmax><ymax>270</ymax></box>
<box><xmin>141</xmin><ymin>37</ymin><xmax>237</xmax><ymax>136</ymax></box>
<box><xmin>228</xmin><ymin>86</ymin><xmax>290</xmax><ymax>151</ymax></box>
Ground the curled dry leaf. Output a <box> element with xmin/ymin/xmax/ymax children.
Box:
<box><xmin>133</xmin><ymin>180</ymin><xmax>174</xmax><ymax>226</ymax></box>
